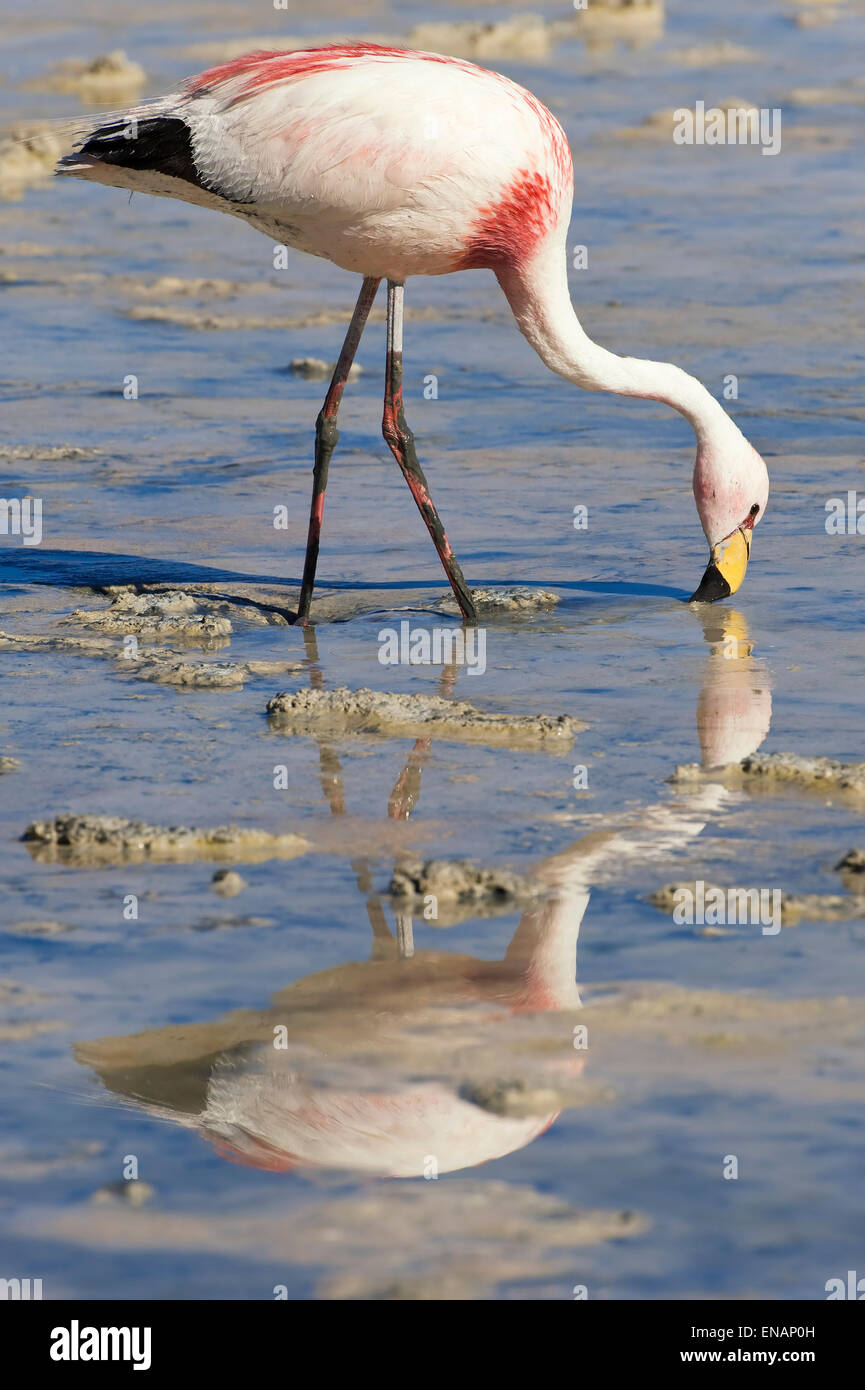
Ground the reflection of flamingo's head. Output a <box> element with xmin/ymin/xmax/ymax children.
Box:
<box><xmin>695</xmin><ymin>609</ymin><xmax>772</xmax><ymax>767</ymax></box>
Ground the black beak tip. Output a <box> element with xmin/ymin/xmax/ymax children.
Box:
<box><xmin>689</xmin><ymin>563</ymin><xmax>732</xmax><ymax>604</ymax></box>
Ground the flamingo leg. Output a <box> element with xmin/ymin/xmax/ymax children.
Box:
<box><xmin>294</xmin><ymin>275</ymin><xmax>381</xmax><ymax>624</ymax></box>
<box><xmin>382</xmin><ymin>279</ymin><xmax>478</xmax><ymax>624</ymax></box>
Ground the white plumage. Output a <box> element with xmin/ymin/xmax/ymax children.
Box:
<box><xmin>58</xmin><ymin>44</ymin><xmax>769</xmax><ymax>614</ymax></box>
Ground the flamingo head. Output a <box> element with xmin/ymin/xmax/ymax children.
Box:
<box><xmin>690</xmin><ymin>435</ymin><xmax>769</xmax><ymax>602</ymax></box>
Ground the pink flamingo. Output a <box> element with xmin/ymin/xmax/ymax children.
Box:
<box><xmin>58</xmin><ymin>44</ymin><xmax>769</xmax><ymax>623</ymax></box>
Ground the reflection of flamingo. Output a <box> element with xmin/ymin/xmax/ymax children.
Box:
<box><xmin>75</xmin><ymin>867</ymin><xmax>585</xmax><ymax>1178</ymax></box>
<box><xmin>694</xmin><ymin>608</ymin><xmax>772</xmax><ymax>770</ymax></box>
<box><xmin>58</xmin><ymin>45</ymin><xmax>770</xmax><ymax>621</ymax></box>
<box><xmin>74</xmin><ymin>611</ymin><xmax>773</xmax><ymax>1179</ymax></box>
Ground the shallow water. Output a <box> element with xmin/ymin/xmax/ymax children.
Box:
<box><xmin>1</xmin><ymin>0</ymin><xmax>864</xmax><ymax>1300</ymax></box>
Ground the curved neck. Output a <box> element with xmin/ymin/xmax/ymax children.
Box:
<box><xmin>497</xmin><ymin>243</ymin><xmax>742</xmax><ymax>450</ymax></box>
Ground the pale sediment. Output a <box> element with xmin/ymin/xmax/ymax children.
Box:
<box><xmin>0</xmin><ymin>444</ymin><xmax>100</xmax><ymax>461</ymax></box>
<box><xmin>92</xmin><ymin>1181</ymin><xmax>154</xmax><ymax>1207</ymax></box>
<box><xmin>267</xmin><ymin>686</ymin><xmax>582</xmax><ymax>748</ymax></box>
<box><xmin>23</xmin><ymin>50</ymin><xmax>146</xmax><ymax>103</ymax></box>
<box><xmin>133</xmin><ymin>657</ymin><xmax>299</xmax><ymax>689</ymax></box>
<box><xmin>0</xmin><ymin>977</ymin><xmax>62</xmax><ymax>1043</ymax></box>
<box><xmin>0</xmin><ymin>124</ymin><xmax>67</xmax><ymax>201</ymax></box>
<box><xmin>439</xmin><ymin>586</ymin><xmax>560</xmax><ymax>614</ymax></box>
<box><xmin>671</xmin><ymin>752</ymin><xmax>865</xmax><ymax>799</ymax></box>
<box><xmin>287</xmin><ymin>357</ymin><xmax>362</xmax><ymax>380</ymax></box>
<box><xmin>4</xmin><ymin>920</ymin><xmax>72</xmax><ymax>938</ymax></box>
<box><xmin>67</xmin><ymin>589</ymin><xmax>232</xmax><ymax>640</ymax></box>
<box><xmin>124</xmin><ymin>302</ymin><xmax>478</xmax><ymax>332</ymax></box>
<box><xmin>43</xmin><ymin>1180</ymin><xmax>648</xmax><ymax>1302</ymax></box>
<box><xmin>181</xmin><ymin>4</ymin><xmax>663</xmax><ymax>68</ymax></box>
<box><xmin>21</xmin><ymin>814</ymin><xmax>309</xmax><ymax>866</ymax></box>
<box><xmin>0</xmin><ymin>629</ymin><xmax>121</xmax><ymax>659</ymax></box>
<box><xmin>0</xmin><ymin>627</ymin><xmax>296</xmax><ymax>688</ymax></box>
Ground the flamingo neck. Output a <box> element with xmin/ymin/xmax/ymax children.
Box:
<box><xmin>497</xmin><ymin>244</ymin><xmax>742</xmax><ymax>449</ymax></box>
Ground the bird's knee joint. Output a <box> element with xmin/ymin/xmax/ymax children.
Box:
<box><xmin>382</xmin><ymin>414</ymin><xmax>401</xmax><ymax>452</ymax></box>
<box><xmin>316</xmin><ymin>411</ymin><xmax>339</xmax><ymax>450</ymax></box>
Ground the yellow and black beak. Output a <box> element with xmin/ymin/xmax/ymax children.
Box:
<box><xmin>690</xmin><ymin>525</ymin><xmax>752</xmax><ymax>603</ymax></box>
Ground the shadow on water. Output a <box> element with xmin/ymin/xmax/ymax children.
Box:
<box><xmin>1</xmin><ymin>547</ymin><xmax>687</xmax><ymax>602</ymax></box>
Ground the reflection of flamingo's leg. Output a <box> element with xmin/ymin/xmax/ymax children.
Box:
<box><xmin>300</xmin><ymin>643</ymin><xmax>391</xmax><ymax>950</ymax></box>
<box><xmin>396</xmin><ymin>913</ymin><xmax>415</xmax><ymax>960</ymax></box>
<box><xmin>316</xmin><ymin>743</ymin><xmax>347</xmax><ymax>814</ymax></box>
<box><xmin>302</xmin><ymin>628</ymin><xmax>349</xmax><ymax>812</ymax></box>
<box><xmin>351</xmin><ymin>860</ymin><xmax>397</xmax><ymax>958</ymax></box>
<box><xmin>366</xmin><ymin>894</ymin><xmax>398</xmax><ymax>960</ymax></box>
<box><xmin>387</xmin><ymin>659</ymin><xmax>458</xmax><ymax>823</ymax></box>
<box><xmin>388</xmin><ymin>737</ymin><xmax>432</xmax><ymax>819</ymax></box>
<box><xmin>438</xmin><ymin>663</ymin><xmax>458</xmax><ymax>698</ymax></box>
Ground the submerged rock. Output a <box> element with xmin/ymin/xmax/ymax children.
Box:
<box><xmin>0</xmin><ymin>628</ymin><xmax>115</xmax><ymax>658</ymax></box>
<box><xmin>834</xmin><ymin>849</ymin><xmax>865</xmax><ymax>893</ymax></box>
<box><xmin>0</xmin><ymin>756</ymin><xmax>20</xmax><ymax>774</ymax></box>
<box><xmin>439</xmin><ymin>586</ymin><xmax>560</xmax><ymax>614</ymax></box>
<box><xmin>409</xmin><ymin>4</ymin><xmax>663</xmax><ymax>62</ymax></box>
<box><xmin>649</xmin><ymin>882</ymin><xmax>726</xmax><ymax>914</ymax></box>
<box><xmin>390</xmin><ymin>856</ymin><xmax>544</xmax><ymax>916</ymax></box>
<box><xmin>68</xmin><ymin>589</ymin><xmax>231</xmax><ymax>640</ymax></box>
<box><xmin>92</xmin><ymin>1180</ymin><xmax>154</xmax><ymax>1208</ymax></box>
<box><xmin>458</xmin><ymin>1078</ymin><xmax>565</xmax><ymax>1119</ymax></box>
<box><xmin>0</xmin><ymin>444</ymin><xmax>99</xmax><ymax>461</ymax></box>
<box><xmin>267</xmin><ymin>686</ymin><xmax>581</xmax><ymax>748</ymax></box>
<box><xmin>211</xmin><ymin>869</ymin><xmax>247</xmax><ymax>898</ymax></box>
<box><xmin>667</xmin><ymin>41</ymin><xmax>756</xmax><ymax>68</ymax></box>
<box><xmin>132</xmin><ymin>659</ymin><xmax>247</xmax><ymax>689</ymax></box>
<box><xmin>4</xmin><ymin>920</ymin><xmax>72</xmax><ymax>938</ymax></box>
<box><xmin>0</xmin><ymin>124</ymin><xmax>66</xmax><ymax>201</ymax></box>
<box><xmin>671</xmin><ymin>751</ymin><xmax>865</xmax><ymax>799</ymax></box>
<box><xmin>780</xmin><ymin>894</ymin><xmax>865</xmax><ymax>926</ymax></box>
<box><xmin>650</xmin><ymin>880</ymin><xmax>865</xmax><ymax>927</ymax></box>
<box><xmin>22</xmin><ymin>814</ymin><xmax>308</xmax><ymax>866</ymax></box>
<box><xmin>287</xmin><ymin>356</ymin><xmax>362</xmax><ymax>381</ymax></box>
<box><xmin>739</xmin><ymin>752</ymin><xmax>865</xmax><ymax>794</ymax></box>
<box><xmin>133</xmin><ymin>657</ymin><xmax>298</xmax><ymax>689</ymax></box>
<box><xmin>408</xmin><ymin>16</ymin><xmax>555</xmax><ymax>61</ymax></box>
<box><xmin>25</xmin><ymin>50</ymin><xmax>146</xmax><ymax>104</ymax></box>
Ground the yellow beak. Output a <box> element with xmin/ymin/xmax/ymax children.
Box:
<box><xmin>690</xmin><ymin>526</ymin><xmax>751</xmax><ymax>603</ymax></box>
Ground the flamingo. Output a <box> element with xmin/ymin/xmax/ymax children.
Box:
<box><xmin>56</xmin><ymin>43</ymin><xmax>770</xmax><ymax>623</ymax></box>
